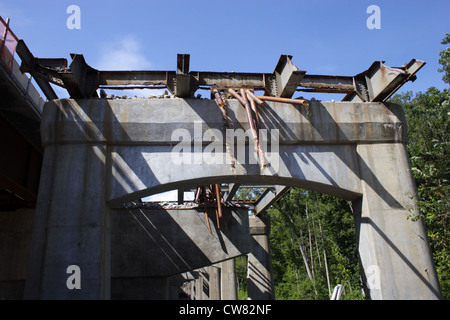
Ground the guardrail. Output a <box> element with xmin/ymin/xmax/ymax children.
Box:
<box><xmin>0</xmin><ymin>17</ymin><xmax>18</xmax><ymax>74</ymax></box>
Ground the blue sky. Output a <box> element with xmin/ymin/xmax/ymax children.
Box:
<box><xmin>1</xmin><ymin>0</ymin><xmax>449</xmax><ymax>99</ymax></box>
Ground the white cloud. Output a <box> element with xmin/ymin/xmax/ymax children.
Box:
<box><xmin>96</xmin><ymin>34</ymin><xmax>152</xmax><ymax>70</ymax></box>
<box><xmin>95</xmin><ymin>34</ymin><xmax>166</xmax><ymax>97</ymax></box>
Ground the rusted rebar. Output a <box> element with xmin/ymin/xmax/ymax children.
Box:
<box><xmin>195</xmin><ymin>186</ymin><xmax>201</xmax><ymax>202</ymax></box>
<box><xmin>228</xmin><ymin>89</ymin><xmax>266</xmax><ymax>169</ymax></box>
<box><xmin>256</xmin><ymin>95</ymin><xmax>308</xmax><ymax>106</ymax></box>
<box><xmin>213</xmin><ymin>88</ymin><xmax>224</xmax><ymax>107</ymax></box>
<box><xmin>213</xmin><ymin>88</ymin><xmax>235</xmax><ymax>170</ymax></box>
<box><xmin>248</xmin><ymin>94</ymin><xmax>266</xmax><ymax>168</ymax></box>
<box><xmin>202</xmin><ymin>186</ymin><xmax>212</xmax><ymax>234</ymax></box>
<box><xmin>246</xmin><ymin>89</ymin><xmax>264</xmax><ymax>107</ymax></box>
<box><xmin>247</xmin><ymin>91</ymin><xmax>261</xmax><ymax>131</ymax></box>
<box><xmin>215</xmin><ymin>184</ymin><xmax>223</xmax><ymax>219</ymax></box>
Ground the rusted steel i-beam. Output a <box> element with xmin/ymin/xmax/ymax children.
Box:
<box><xmin>18</xmin><ymin>49</ymin><xmax>425</xmax><ymax>102</ymax></box>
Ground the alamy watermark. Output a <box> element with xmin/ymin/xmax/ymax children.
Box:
<box><xmin>66</xmin><ymin>265</ymin><xmax>81</xmax><ymax>290</ymax></box>
<box><xmin>366</xmin><ymin>264</ymin><xmax>381</xmax><ymax>290</ymax></box>
<box><xmin>65</xmin><ymin>5</ymin><xmax>380</xmax><ymax>32</ymax></box>
<box><xmin>366</xmin><ymin>5</ymin><xmax>381</xmax><ymax>30</ymax></box>
<box><xmin>170</xmin><ymin>122</ymin><xmax>280</xmax><ymax>171</ymax></box>
<box><xmin>66</xmin><ymin>5</ymin><xmax>81</xmax><ymax>30</ymax></box>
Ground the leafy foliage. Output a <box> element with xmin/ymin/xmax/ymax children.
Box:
<box><xmin>439</xmin><ymin>33</ymin><xmax>450</xmax><ymax>84</ymax></box>
<box><xmin>267</xmin><ymin>189</ymin><xmax>365</xmax><ymax>300</ymax></box>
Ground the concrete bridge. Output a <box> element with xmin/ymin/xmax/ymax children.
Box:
<box><xmin>0</xmin><ymin>18</ymin><xmax>443</xmax><ymax>300</ymax></box>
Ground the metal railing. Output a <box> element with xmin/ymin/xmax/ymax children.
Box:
<box><xmin>0</xmin><ymin>16</ymin><xmax>19</xmax><ymax>74</ymax></box>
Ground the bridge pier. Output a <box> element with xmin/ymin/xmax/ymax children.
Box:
<box><xmin>353</xmin><ymin>143</ymin><xmax>442</xmax><ymax>299</ymax></box>
<box><xmin>22</xmin><ymin>97</ymin><xmax>441</xmax><ymax>300</ymax></box>
<box><xmin>24</xmin><ymin>143</ymin><xmax>111</xmax><ymax>299</ymax></box>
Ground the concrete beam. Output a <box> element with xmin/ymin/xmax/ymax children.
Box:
<box><xmin>255</xmin><ymin>185</ymin><xmax>291</xmax><ymax>215</ymax></box>
<box><xmin>224</xmin><ymin>183</ymin><xmax>240</xmax><ymax>202</ymax></box>
<box><xmin>40</xmin><ymin>98</ymin><xmax>408</xmax><ymax>205</ymax></box>
<box><xmin>41</xmin><ymin>99</ymin><xmax>408</xmax><ymax>147</ymax></box>
<box><xmin>111</xmin><ymin>207</ymin><xmax>250</xmax><ymax>278</ymax></box>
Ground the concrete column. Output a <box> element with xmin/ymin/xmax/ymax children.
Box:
<box><xmin>24</xmin><ymin>143</ymin><xmax>111</xmax><ymax>299</ymax></box>
<box><xmin>220</xmin><ymin>259</ymin><xmax>237</xmax><ymax>300</ymax></box>
<box><xmin>247</xmin><ymin>215</ymin><xmax>275</xmax><ymax>300</ymax></box>
<box><xmin>195</xmin><ymin>272</ymin><xmax>208</xmax><ymax>300</ymax></box>
<box><xmin>354</xmin><ymin>143</ymin><xmax>442</xmax><ymax>300</ymax></box>
<box><xmin>208</xmin><ymin>266</ymin><xmax>221</xmax><ymax>300</ymax></box>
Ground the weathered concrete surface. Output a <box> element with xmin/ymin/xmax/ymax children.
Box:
<box><xmin>26</xmin><ymin>97</ymin><xmax>442</xmax><ymax>299</ymax></box>
<box><xmin>111</xmin><ymin>207</ymin><xmax>250</xmax><ymax>278</ymax></box>
<box><xmin>24</xmin><ymin>143</ymin><xmax>111</xmax><ymax>300</ymax></box>
<box><xmin>247</xmin><ymin>215</ymin><xmax>275</xmax><ymax>300</ymax></box>
<box><xmin>208</xmin><ymin>265</ymin><xmax>221</xmax><ymax>300</ymax></box>
<box><xmin>39</xmin><ymin>98</ymin><xmax>406</xmax><ymax>205</ymax></box>
<box><xmin>220</xmin><ymin>259</ymin><xmax>237</xmax><ymax>300</ymax></box>
<box><xmin>353</xmin><ymin>143</ymin><xmax>442</xmax><ymax>299</ymax></box>
<box><xmin>178</xmin><ymin>261</ymin><xmax>237</xmax><ymax>301</ymax></box>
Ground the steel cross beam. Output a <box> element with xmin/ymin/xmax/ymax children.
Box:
<box><xmin>17</xmin><ymin>49</ymin><xmax>425</xmax><ymax>101</ymax></box>
<box><xmin>254</xmin><ymin>186</ymin><xmax>291</xmax><ymax>216</ymax></box>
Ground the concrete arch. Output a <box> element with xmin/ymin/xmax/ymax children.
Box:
<box><xmin>107</xmin><ymin>143</ymin><xmax>363</xmax><ymax>206</ymax></box>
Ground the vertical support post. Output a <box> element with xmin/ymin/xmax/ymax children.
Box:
<box><xmin>247</xmin><ymin>215</ymin><xmax>275</xmax><ymax>300</ymax></box>
<box><xmin>220</xmin><ymin>259</ymin><xmax>237</xmax><ymax>300</ymax></box>
<box><xmin>175</xmin><ymin>53</ymin><xmax>197</xmax><ymax>97</ymax></box>
<box><xmin>195</xmin><ymin>273</ymin><xmax>204</xmax><ymax>300</ymax></box>
<box><xmin>177</xmin><ymin>188</ymin><xmax>184</xmax><ymax>205</ymax></box>
<box><xmin>208</xmin><ymin>265</ymin><xmax>221</xmax><ymax>300</ymax></box>
<box><xmin>354</xmin><ymin>143</ymin><xmax>442</xmax><ymax>300</ymax></box>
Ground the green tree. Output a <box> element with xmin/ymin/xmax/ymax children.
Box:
<box><xmin>268</xmin><ymin>189</ymin><xmax>364</xmax><ymax>300</ymax></box>
<box><xmin>235</xmin><ymin>256</ymin><xmax>248</xmax><ymax>300</ymax></box>
<box><xmin>438</xmin><ymin>33</ymin><xmax>450</xmax><ymax>84</ymax></box>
